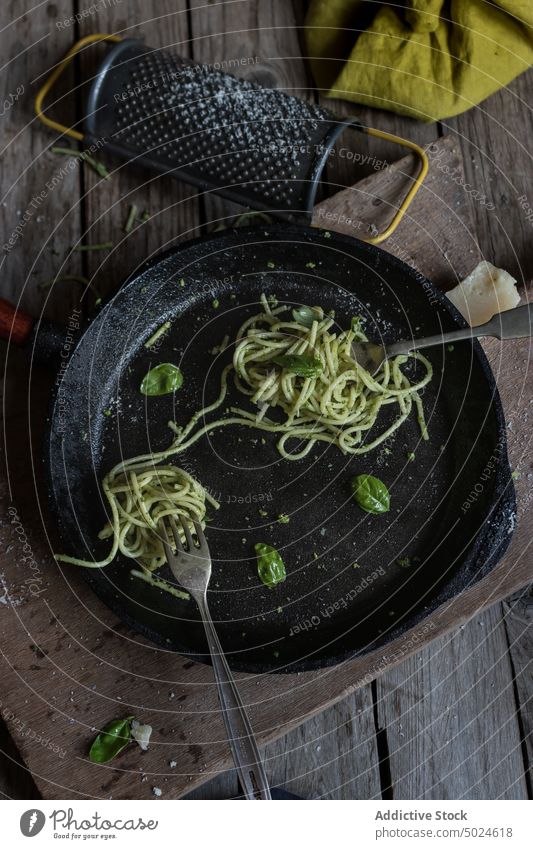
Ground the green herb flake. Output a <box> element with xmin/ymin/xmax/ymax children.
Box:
<box><xmin>351</xmin><ymin>474</ymin><xmax>390</xmax><ymax>515</ymax></box>
<box><xmin>352</xmin><ymin>562</ymin><xmax>361</xmax><ymax>569</ymax></box>
<box><xmin>179</xmin><ymin>278</ymin><xmax>186</xmax><ymax>287</ymax></box>
<box><xmin>351</xmin><ymin>315</ymin><xmax>366</xmax><ymax>334</ymax></box>
<box><xmin>89</xmin><ymin>715</ymin><xmax>134</xmax><ymax>764</ymax></box>
<box><xmin>323</xmin><ymin>231</ymin><xmax>331</xmax><ymax>238</ymax></box>
<box><xmin>124</xmin><ymin>204</ymin><xmax>138</xmax><ymax>233</ymax></box>
<box><xmin>144</xmin><ymin>321</ymin><xmax>171</xmax><ymax>349</ymax></box>
<box><xmin>50</xmin><ymin>146</ymin><xmax>110</xmax><ymax>180</ymax></box>
<box><xmin>277</xmin><ymin>513</ymin><xmax>290</xmax><ymax>524</ymax></box>
<box><xmin>407</xmin><ymin>452</ymin><xmax>415</xmax><ymax>461</ymax></box>
<box><xmin>276</xmin><ymin>606</ymin><xmax>282</xmax><ymax>614</ymax></box>
<box><xmin>73</xmin><ymin>242</ymin><xmax>113</xmax><ymax>253</ymax></box>
<box><xmin>255</xmin><ymin>543</ymin><xmax>287</xmax><ymax>589</ymax></box>
<box><xmin>103</xmin><ymin>409</ymin><xmax>112</xmax><ymax>417</ymax></box>
<box><xmin>305</xmin><ymin>261</ymin><xmax>316</xmax><ymax>269</ymax></box>
<box><xmin>272</xmin><ymin>353</ymin><xmax>323</xmax><ymax>378</ymax></box>
<box><xmin>447</xmin><ymin>344</ymin><xmax>455</xmax><ymax>352</ymax></box>
<box><xmin>397</xmin><ymin>557</ymin><xmax>412</xmax><ymax>568</ymax></box>
<box><xmin>266</xmin><ymin>261</ymin><xmax>276</xmax><ymax>269</ymax></box>
<box><xmin>511</xmin><ymin>470</ymin><xmax>521</xmax><ymax>480</ymax></box>
<box><xmin>140</xmin><ymin>363</ymin><xmax>183</xmax><ymax>397</ymax></box>
<box><xmin>131</xmin><ymin>569</ymin><xmax>190</xmax><ymax>600</ymax></box>
<box><xmin>212</xmin><ymin>299</ymin><xmax>220</xmax><ymax>309</ymax></box>
<box><xmin>258</xmin><ymin>509</ymin><xmax>268</xmax><ymax>517</ymax></box>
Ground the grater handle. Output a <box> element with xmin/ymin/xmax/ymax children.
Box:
<box><xmin>34</xmin><ymin>33</ymin><xmax>123</xmax><ymax>141</ymax></box>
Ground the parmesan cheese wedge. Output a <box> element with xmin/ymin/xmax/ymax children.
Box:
<box><xmin>446</xmin><ymin>261</ymin><xmax>520</xmax><ymax>326</ymax></box>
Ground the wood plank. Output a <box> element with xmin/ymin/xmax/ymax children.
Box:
<box><xmin>263</xmin><ymin>686</ymin><xmax>380</xmax><ymax>799</ymax></box>
<box><xmin>77</xmin><ymin>2</ymin><xmax>200</xmax><ymax>299</ymax></box>
<box><xmin>0</xmin><ymin>0</ymin><xmax>83</xmax><ymax>322</ymax></box>
<box><xmin>190</xmin><ymin>0</ymin><xmax>311</xmax><ymax>98</ymax></box>
<box><xmin>188</xmin><ymin>687</ymin><xmax>381</xmax><ymax>800</ymax></box>
<box><xmin>374</xmin><ymin>319</ymin><xmax>531</xmax><ymax>801</ymax></box>
<box><xmin>446</xmin><ymin>69</ymin><xmax>533</xmax><ymax>287</ymax></box>
<box><xmin>376</xmin><ymin>606</ymin><xmax>529</xmax><ymax>799</ymax></box>
<box><xmin>184</xmin><ymin>770</ymin><xmax>239</xmax><ymax>801</ymax></box>
<box><xmin>502</xmin><ymin>587</ymin><xmax>533</xmax><ymax>790</ymax></box>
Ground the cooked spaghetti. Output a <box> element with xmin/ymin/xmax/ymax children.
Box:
<box><xmin>166</xmin><ymin>295</ymin><xmax>433</xmax><ymax>459</ymax></box>
<box><xmin>227</xmin><ymin>296</ymin><xmax>433</xmax><ymax>459</ymax></box>
<box><xmin>55</xmin><ymin>464</ymin><xmax>218</xmax><ymax>570</ymax></box>
<box><xmin>57</xmin><ymin>295</ymin><xmax>433</xmax><ymax>571</ymax></box>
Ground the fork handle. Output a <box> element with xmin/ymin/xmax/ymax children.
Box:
<box><xmin>386</xmin><ymin>302</ymin><xmax>532</xmax><ymax>358</ymax></box>
<box><xmin>196</xmin><ymin>594</ymin><xmax>272</xmax><ymax>800</ymax></box>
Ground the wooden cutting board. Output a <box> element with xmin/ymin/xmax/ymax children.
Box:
<box><xmin>1</xmin><ymin>136</ymin><xmax>531</xmax><ymax>799</ymax></box>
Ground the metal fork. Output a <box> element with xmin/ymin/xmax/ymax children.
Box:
<box><xmin>161</xmin><ymin>514</ymin><xmax>272</xmax><ymax>800</ymax></box>
<box><xmin>351</xmin><ymin>301</ymin><xmax>533</xmax><ymax>375</ymax></box>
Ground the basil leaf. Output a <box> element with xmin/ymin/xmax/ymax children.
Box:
<box><xmin>272</xmin><ymin>354</ymin><xmax>323</xmax><ymax>377</ymax></box>
<box><xmin>140</xmin><ymin>363</ymin><xmax>183</xmax><ymax>396</ymax></box>
<box><xmin>351</xmin><ymin>315</ymin><xmax>365</xmax><ymax>334</ymax></box>
<box><xmin>255</xmin><ymin>543</ymin><xmax>287</xmax><ymax>589</ymax></box>
<box><xmin>89</xmin><ymin>715</ymin><xmax>134</xmax><ymax>763</ymax></box>
<box><xmin>292</xmin><ymin>305</ymin><xmax>322</xmax><ymax>328</ymax></box>
<box><xmin>351</xmin><ymin>474</ymin><xmax>390</xmax><ymax>514</ymax></box>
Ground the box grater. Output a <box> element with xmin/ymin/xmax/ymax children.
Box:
<box><xmin>35</xmin><ymin>34</ymin><xmax>427</xmax><ymax>237</ymax></box>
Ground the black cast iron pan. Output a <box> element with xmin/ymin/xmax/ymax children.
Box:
<box><xmin>2</xmin><ymin>224</ymin><xmax>516</xmax><ymax>672</ymax></box>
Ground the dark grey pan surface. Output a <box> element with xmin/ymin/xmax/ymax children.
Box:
<box><xmin>47</xmin><ymin>224</ymin><xmax>516</xmax><ymax>672</ymax></box>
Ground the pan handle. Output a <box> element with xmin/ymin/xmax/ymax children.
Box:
<box><xmin>0</xmin><ymin>297</ymin><xmax>35</xmax><ymax>346</ymax></box>
<box><xmin>0</xmin><ymin>297</ymin><xmax>70</xmax><ymax>366</ymax></box>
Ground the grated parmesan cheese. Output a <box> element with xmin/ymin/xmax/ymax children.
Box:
<box><xmin>131</xmin><ymin>720</ymin><xmax>152</xmax><ymax>751</ymax></box>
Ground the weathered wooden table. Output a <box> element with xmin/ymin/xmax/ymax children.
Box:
<box><xmin>0</xmin><ymin>1</ymin><xmax>531</xmax><ymax>800</ymax></box>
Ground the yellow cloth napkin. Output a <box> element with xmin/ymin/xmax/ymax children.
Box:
<box><xmin>305</xmin><ymin>0</ymin><xmax>533</xmax><ymax>121</ymax></box>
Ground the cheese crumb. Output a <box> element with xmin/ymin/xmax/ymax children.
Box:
<box><xmin>131</xmin><ymin>720</ymin><xmax>152</xmax><ymax>751</ymax></box>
